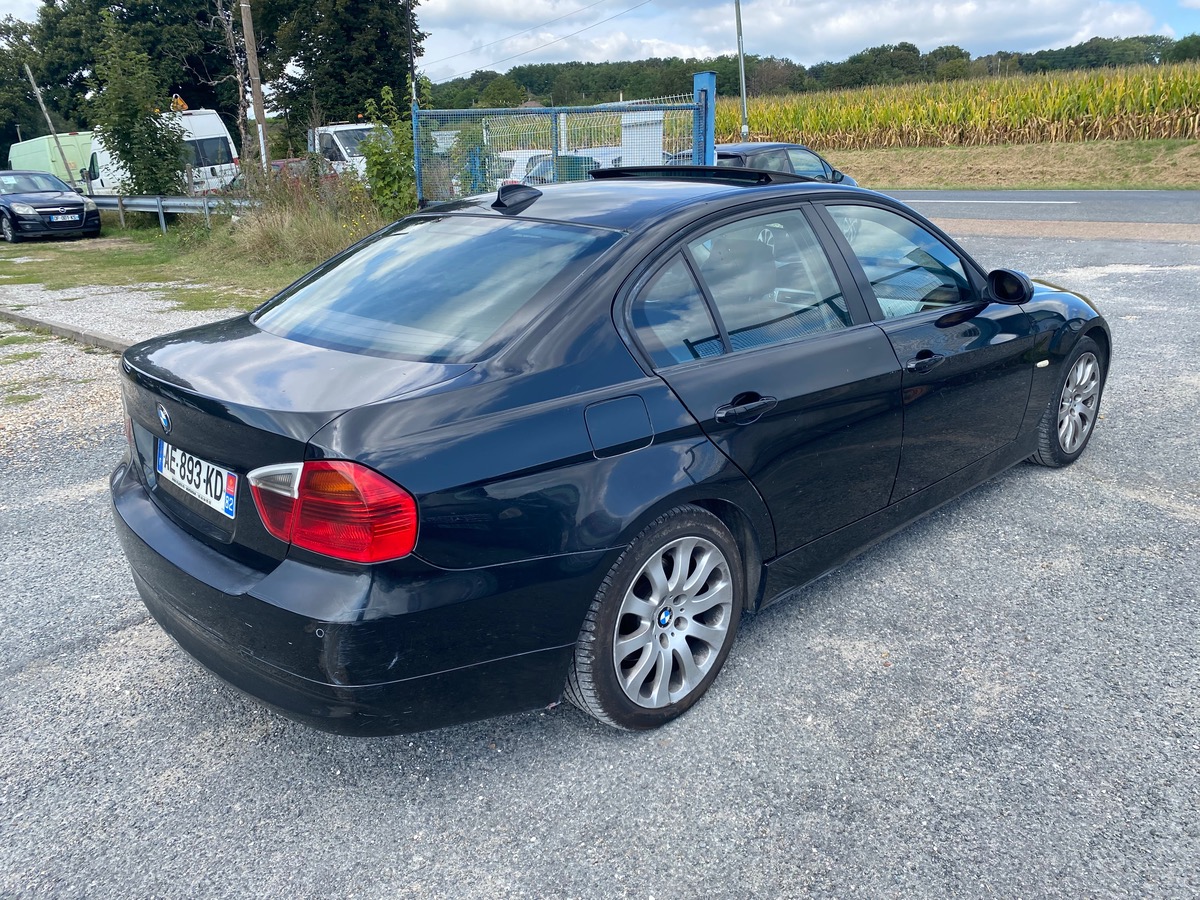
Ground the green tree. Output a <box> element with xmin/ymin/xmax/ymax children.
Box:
<box><xmin>478</xmin><ymin>75</ymin><xmax>524</xmax><ymax>108</ymax></box>
<box><xmin>90</xmin><ymin>12</ymin><xmax>185</xmax><ymax>195</ymax></box>
<box><xmin>0</xmin><ymin>17</ymin><xmax>42</xmax><ymax>165</ymax></box>
<box><xmin>263</xmin><ymin>0</ymin><xmax>424</xmax><ymax>126</ymax></box>
<box><xmin>1166</xmin><ymin>34</ymin><xmax>1200</xmax><ymax>62</ymax></box>
<box><xmin>31</xmin><ymin>0</ymin><xmax>241</xmax><ymax>128</ymax></box>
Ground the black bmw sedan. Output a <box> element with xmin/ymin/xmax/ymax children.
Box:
<box><xmin>0</xmin><ymin>170</ymin><xmax>102</xmax><ymax>242</ymax></box>
<box><xmin>111</xmin><ymin>168</ymin><xmax>1110</xmax><ymax>735</ymax></box>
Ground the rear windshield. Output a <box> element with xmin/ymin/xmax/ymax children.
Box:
<box><xmin>253</xmin><ymin>215</ymin><xmax>622</xmax><ymax>363</ymax></box>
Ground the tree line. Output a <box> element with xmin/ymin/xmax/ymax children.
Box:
<box><xmin>2</xmin><ymin>4</ymin><xmax>1197</xmax><ymax>170</ymax></box>
<box><xmin>432</xmin><ymin>33</ymin><xmax>1200</xmax><ymax>109</ymax></box>
<box><xmin>0</xmin><ymin>0</ymin><xmax>424</xmax><ymax>166</ymax></box>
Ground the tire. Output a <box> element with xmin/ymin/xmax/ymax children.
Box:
<box><xmin>566</xmin><ymin>506</ymin><xmax>744</xmax><ymax>730</ymax></box>
<box><xmin>1</xmin><ymin>215</ymin><xmax>21</xmax><ymax>244</ymax></box>
<box><xmin>1029</xmin><ymin>335</ymin><xmax>1106</xmax><ymax>467</ymax></box>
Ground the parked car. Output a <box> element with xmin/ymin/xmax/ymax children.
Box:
<box><xmin>711</xmin><ymin>142</ymin><xmax>856</xmax><ymax>185</ymax></box>
<box><xmin>523</xmin><ymin>148</ymin><xmax>675</xmax><ymax>185</ymax></box>
<box><xmin>0</xmin><ymin>170</ymin><xmax>101</xmax><ymax>242</ymax></box>
<box><xmin>494</xmin><ymin>149</ymin><xmax>552</xmax><ymax>188</ymax></box>
<box><xmin>110</xmin><ymin>169</ymin><xmax>1109</xmax><ymax>735</ymax></box>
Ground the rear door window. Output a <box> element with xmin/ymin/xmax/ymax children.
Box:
<box><xmin>254</xmin><ymin>215</ymin><xmax>622</xmax><ymax>363</ymax></box>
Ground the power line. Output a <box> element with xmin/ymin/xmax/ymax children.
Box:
<box><xmin>421</xmin><ymin>0</ymin><xmax>616</xmax><ymax>68</ymax></box>
<box><xmin>434</xmin><ymin>0</ymin><xmax>656</xmax><ymax>83</ymax></box>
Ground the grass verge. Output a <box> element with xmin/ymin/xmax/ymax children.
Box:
<box><xmin>834</xmin><ymin>139</ymin><xmax>1200</xmax><ymax>190</ymax></box>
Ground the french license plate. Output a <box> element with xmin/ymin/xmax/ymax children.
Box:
<box><xmin>49</xmin><ymin>214</ymin><xmax>80</xmax><ymax>222</ymax></box>
<box><xmin>156</xmin><ymin>439</ymin><xmax>237</xmax><ymax>519</ymax></box>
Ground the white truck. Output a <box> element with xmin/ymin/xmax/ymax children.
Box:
<box><xmin>85</xmin><ymin>108</ymin><xmax>240</xmax><ymax>195</ymax></box>
<box><xmin>307</xmin><ymin>123</ymin><xmax>390</xmax><ymax>179</ymax></box>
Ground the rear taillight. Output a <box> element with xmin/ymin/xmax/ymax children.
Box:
<box><xmin>247</xmin><ymin>460</ymin><xmax>417</xmax><ymax>563</ymax></box>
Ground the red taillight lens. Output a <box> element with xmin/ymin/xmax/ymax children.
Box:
<box><xmin>248</xmin><ymin>461</ymin><xmax>417</xmax><ymax>563</ymax></box>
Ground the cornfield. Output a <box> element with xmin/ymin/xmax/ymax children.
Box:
<box><xmin>716</xmin><ymin>64</ymin><xmax>1200</xmax><ymax>150</ymax></box>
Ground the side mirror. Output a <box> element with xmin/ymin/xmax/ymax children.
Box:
<box><xmin>986</xmin><ymin>268</ymin><xmax>1034</xmax><ymax>305</ymax></box>
<box><xmin>831</xmin><ymin>170</ymin><xmax>845</xmax><ymax>184</ymax></box>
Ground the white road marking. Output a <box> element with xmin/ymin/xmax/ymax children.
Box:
<box><xmin>906</xmin><ymin>200</ymin><xmax>1080</xmax><ymax>204</ymax></box>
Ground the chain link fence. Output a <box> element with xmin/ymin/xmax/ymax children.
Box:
<box><xmin>412</xmin><ymin>73</ymin><xmax>716</xmax><ymax>205</ymax></box>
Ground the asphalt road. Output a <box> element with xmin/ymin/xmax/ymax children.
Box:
<box><xmin>889</xmin><ymin>189</ymin><xmax>1200</xmax><ymax>225</ymax></box>
<box><xmin>1</xmin><ymin>205</ymin><xmax>1198</xmax><ymax>898</ymax></box>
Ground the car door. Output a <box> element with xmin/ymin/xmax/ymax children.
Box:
<box><xmin>815</xmin><ymin>201</ymin><xmax>1037</xmax><ymax>502</ymax></box>
<box><xmin>625</xmin><ymin>205</ymin><xmax>904</xmax><ymax>555</ymax></box>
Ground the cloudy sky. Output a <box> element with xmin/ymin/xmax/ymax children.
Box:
<box><xmin>418</xmin><ymin>0</ymin><xmax>1200</xmax><ymax>82</ymax></box>
<box><xmin>2</xmin><ymin>0</ymin><xmax>1197</xmax><ymax>84</ymax></box>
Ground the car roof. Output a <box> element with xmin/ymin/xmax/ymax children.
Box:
<box><xmin>716</xmin><ymin>142</ymin><xmax>810</xmax><ymax>154</ymax></box>
<box><xmin>429</xmin><ymin>176</ymin><xmax>860</xmax><ymax>232</ymax></box>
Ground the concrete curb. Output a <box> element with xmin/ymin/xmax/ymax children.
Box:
<box><xmin>0</xmin><ymin>309</ymin><xmax>130</xmax><ymax>354</ymax></box>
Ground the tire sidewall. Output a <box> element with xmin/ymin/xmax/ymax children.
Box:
<box><xmin>1043</xmin><ymin>335</ymin><xmax>1106</xmax><ymax>465</ymax></box>
<box><xmin>581</xmin><ymin>507</ymin><xmax>744</xmax><ymax>730</ymax></box>
<box><xmin>2</xmin><ymin>214</ymin><xmax>17</xmax><ymax>243</ymax></box>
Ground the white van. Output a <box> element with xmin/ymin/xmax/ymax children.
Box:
<box><xmin>7</xmin><ymin>132</ymin><xmax>93</xmax><ymax>189</ymax></box>
<box><xmin>86</xmin><ymin>109</ymin><xmax>239</xmax><ymax>195</ymax></box>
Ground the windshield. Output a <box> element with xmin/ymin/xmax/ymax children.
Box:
<box><xmin>254</xmin><ymin>215</ymin><xmax>622</xmax><ymax>363</ymax></box>
<box><xmin>0</xmin><ymin>172</ymin><xmax>72</xmax><ymax>194</ymax></box>
<box><xmin>183</xmin><ymin>137</ymin><xmax>234</xmax><ymax>168</ymax></box>
<box><xmin>335</xmin><ymin>126</ymin><xmax>389</xmax><ymax>158</ymax></box>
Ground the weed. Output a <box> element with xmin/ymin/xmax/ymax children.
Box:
<box><xmin>0</xmin><ymin>351</ymin><xmax>41</xmax><ymax>364</ymax></box>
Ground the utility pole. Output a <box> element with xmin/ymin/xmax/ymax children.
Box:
<box><xmin>24</xmin><ymin>64</ymin><xmax>75</xmax><ymax>182</ymax></box>
<box><xmin>238</xmin><ymin>0</ymin><xmax>269</xmax><ymax>172</ymax></box>
<box><xmin>406</xmin><ymin>0</ymin><xmax>418</xmax><ymax>103</ymax></box>
<box><xmin>734</xmin><ymin>0</ymin><xmax>749</xmax><ymax>140</ymax></box>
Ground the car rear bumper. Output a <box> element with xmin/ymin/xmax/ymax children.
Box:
<box><xmin>111</xmin><ymin>459</ymin><xmax>608</xmax><ymax>736</ymax></box>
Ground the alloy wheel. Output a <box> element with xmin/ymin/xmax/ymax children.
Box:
<box><xmin>1058</xmin><ymin>351</ymin><xmax>1101</xmax><ymax>454</ymax></box>
<box><xmin>612</xmin><ymin>535</ymin><xmax>735</xmax><ymax>708</ymax></box>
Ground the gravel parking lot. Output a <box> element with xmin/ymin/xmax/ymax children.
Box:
<box><xmin>0</xmin><ymin>226</ymin><xmax>1197</xmax><ymax>898</ymax></box>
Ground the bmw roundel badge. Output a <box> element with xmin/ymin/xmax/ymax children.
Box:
<box><xmin>156</xmin><ymin>403</ymin><xmax>172</xmax><ymax>434</ymax></box>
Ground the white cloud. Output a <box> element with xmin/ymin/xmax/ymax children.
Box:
<box><xmin>419</xmin><ymin>0</ymin><xmax>1189</xmax><ymax>81</ymax></box>
<box><xmin>0</xmin><ymin>0</ymin><xmax>40</xmax><ymax>22</ymax></box>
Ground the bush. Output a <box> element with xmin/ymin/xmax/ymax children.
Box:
<box><xmin>217</xmin><ymin>163</ymin><xmax>385</xmax><ymax>267</ymax></box>
<box><xmin>359</xmin><ymin>87</ymin><xmax>418</xmax><ymax>221</ymax></box>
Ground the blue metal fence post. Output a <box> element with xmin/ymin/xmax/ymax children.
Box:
<box><xmin>411</xmin><ymin>98</ymin><xmax>424</xmax><ymax>207</ymax></box>
<box><xmin>693</xmin><ymin>71</ymin><xmax>716</xmax><ymax>166</ymax></box>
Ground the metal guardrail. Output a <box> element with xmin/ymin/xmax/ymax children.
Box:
<box><xmin>91</xmin><ymin>194</ymin><xmax>254</xmax><ymax>234</ymax></box>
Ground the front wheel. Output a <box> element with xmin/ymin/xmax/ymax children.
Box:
<box><xmin>1029</xmin><ymin>336</ymin><xmax>1106</xmax><ymax>467</ymax></box>
<box><xmin>566</xmin><ymin>506</ymin><xmax>744</xmax><ymax>730</ymax></box>
<box><xmin>1</xmin><ymin>215</ymin><xmax>21</xmax><ymax>243</ymax></box>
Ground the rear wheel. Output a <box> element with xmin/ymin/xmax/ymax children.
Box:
<box><xmin>566</xmin><ymin>506</ymin><xmax>743</xmax><ymax>730</ymax></box>
<box><xmin>1</xmin><ymin>215</ymin><xmax>21</xmax><ymax>243</ymax></box>
<box><xmin>1030</xmin><ymin>336</ymin><xmax>1106</xmax><ymax>467</ymax></box>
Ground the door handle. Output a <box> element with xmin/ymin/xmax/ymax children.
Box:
<box><xmin>715</xmin><ymin>396</ymin><xmax>777</xmax><ymax>425</ymax></box>
<box><xmin>905</xmin><ymin>353</ymin><xmax>946</xmax><ymax>374</ymax></box>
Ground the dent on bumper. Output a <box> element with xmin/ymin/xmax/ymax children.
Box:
<box><xmin>111</xmin><ymin>461</ymin><xmax>608</xmax><ymax>735</ymax></box>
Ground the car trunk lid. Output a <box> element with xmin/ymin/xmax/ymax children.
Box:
<box><xmin>120</xmin><ymin>316</ymin><xmax>472</xmax><ymax>564</ymax></box>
